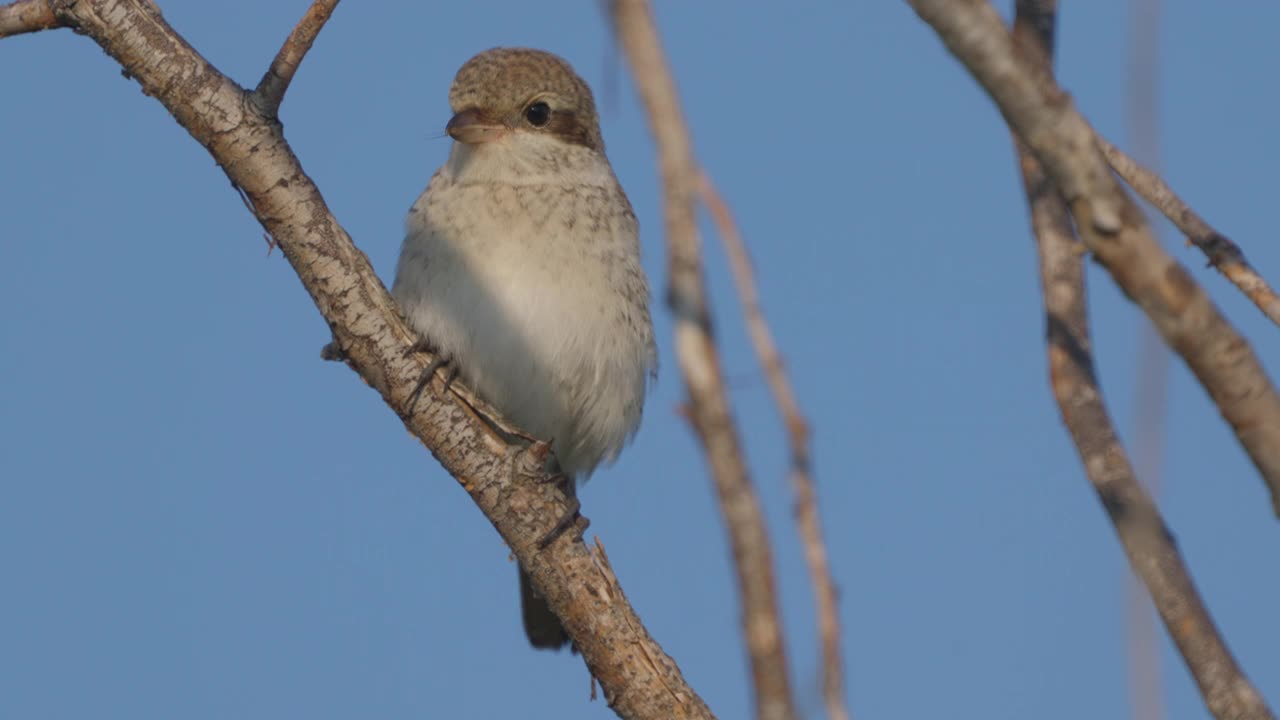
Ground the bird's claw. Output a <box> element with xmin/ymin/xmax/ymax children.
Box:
<box><xmin>404</xmin><ymin>338</ymin><xmax>458</xmax><ymax>415</ymax></box>
<box><xmin>537</xmin><ymin>497</ymin><xmax>587</xmax><ymax>550</ymax></box>
<box><xmin>536</xmin><ymin>471</ymin><xmax>585</xmax><ymax>549</ymax></box>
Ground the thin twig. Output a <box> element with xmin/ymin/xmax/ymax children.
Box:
<box><xmin>0</xmin><ymin>0</ymin><xmax>58</xmax><ymax>38</ymax></box>
<box><xmin>1097</xmin><ymin>137</ymin><xmax>1280</xmax><ymax>327</ymax></box>
<box><xmin>1009</xmin><ymin>3</ymin><xmax>1274</xmax><ymax>719</ymax></box>
<box><xmin>608</xmin><ymin>2</ymin><xmax>797</xmax><ymax>720</ymax></box>
<box><xmin>253</xmin><ymin>0</ymin><xmax>341</xmax><ymax>116</ymax></box>
<box><xmin>909</xmin><ymin>0</ymin><xmax>1280</xmax><ymax>517</ymax></box>
<box><xmin>697</xmin><ymin>173</ymin><xmax>850</xmax><ymax>720</ymax></box>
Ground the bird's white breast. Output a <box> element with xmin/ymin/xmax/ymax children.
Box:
<box><xmin>392</xmin><ymin>136</ymin><xmax>656</xmax><ymax>478</ymax></box>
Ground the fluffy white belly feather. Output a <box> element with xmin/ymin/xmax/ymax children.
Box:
<box><xmin>392</xmin><ymin>141</ymin><xmax>655</xmax><ymax>478</ymax></box>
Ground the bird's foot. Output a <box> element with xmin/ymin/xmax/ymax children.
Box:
<box><xmin>536</xmin><ymin>471</ymin><xmax>587</xmax><ymax>549</ymax></box>
<box><xmin>403</xmin><ymin>338</ymin><xmax>458</xmax><ymax>415</ymax></box>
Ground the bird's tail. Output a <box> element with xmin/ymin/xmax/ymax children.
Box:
<box><xmin>519</xmin><ymin>470</ymin><xmax>579</xmax><ymax>651</ymax></box>
<box><xmin>519</xmin><ymin>565</ymin><xmax>572</xmax><ymax>650</ymax></box>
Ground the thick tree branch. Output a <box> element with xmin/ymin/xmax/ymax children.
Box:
<box><xmin>607</xmin><ymin>2</ymin><xmax>797</xmax><ymax>720</ymax></box>
<box><xmin>697</xmin><ymin>173</ymin><xmax>850</xmax><ymax>720</ymax></box>
<box><xmin>253</xmin><ymin>0</ymin><xmax>340</xmax><ymax>116</ymax></box>
<box><xmin>18</xmin><ymin>1</ymin><xmax>713</xmax><ymax>718</ymax></box>
<box><xmin>1096</xmin><ymin>136</ymin><xmax>1280</xmax><ymax>328</ymax></box>
<box><xmin>1010</xmin><ymin>3</ymin><xmax>1274</xmax><ymax>719</ymax></box>
<box><xmin>906</xmin><ymin>0</ymin><xmax>1280</xmax><ymax>517</ymax></box>
<box><xmin>0</xmin><ymin>0</ymin><xmax>59</xmax><ymax>37</ymax></box>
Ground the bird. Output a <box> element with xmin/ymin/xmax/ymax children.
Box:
<box><xmin>391</xmin><ymin>48</ymin><xmax>657</xmax><ymax>650</ymax></box>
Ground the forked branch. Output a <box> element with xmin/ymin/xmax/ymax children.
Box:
<box><xmin>6</xmin><ymin>1</ymin><xmax>715</xmax><ymax>718</ymax></box>
<box><xmin>1097</xmin><ymin>137</ymin><xmax>1280</xmax><ymax>327</ymax></box>
<box><xmin>907</xmin><ymin>0</ymin><xmax>1280</xmax><ymax>517</ymax></box>
<box><xmin>1007</xmin><ymin>2</ymin><xmax>1274</xmax><ymax>719</ymax></box>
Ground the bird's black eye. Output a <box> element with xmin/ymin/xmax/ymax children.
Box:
<box><xmin>524</xmin><ymin>101</ymin><xmax>551</xmax><ymax>127</ymax></box>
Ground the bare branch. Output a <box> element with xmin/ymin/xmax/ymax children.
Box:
<box><xmin>0</xmin><ymin>0</ymin><xmax>59</xmax><ymax>38</ymax></box>
<box><xmin>35</xmin><ymin>1</ymin><xmax>712</xmax><ymax>717</ymax></box>
<box><xmin>607</xmin><ymin>2</ymin><xmax>796</xmax><ymax>719</ymax></box>
<box><xmin>253</xmin><ymin>0</ymin><xmax>341</xmax><ymax>116</ymax></box>
<box><xmin>697</xmin><ymin>173</ymin><xmax>850</xmax><ymax>720</ymax></box>
<box><xmin>1097</xmin><ymin>137</ymin><xmax>1280</xmax><ymax>328</ymax></box>
<box><xmin>1010</xmin><ymin>3</ymin><xmax>1274</xmax><ymax>719</ymax></box>
<box><xmin>907</xmin><ymin>0</ymin><xmax>1280</xmax><ymax>517</ymax></box>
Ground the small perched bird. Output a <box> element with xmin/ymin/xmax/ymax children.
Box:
<box><xmin>392</xmin><ymin>48</ymin><xmax>657</xmax><ymax>649</ymax></box>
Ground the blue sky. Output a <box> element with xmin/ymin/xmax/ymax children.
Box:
<box><xmin>2</xmin><ymin>2</ymin><xmax>1278</xmax><ymax>718</ymax></box>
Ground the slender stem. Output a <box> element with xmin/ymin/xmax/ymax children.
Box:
<box><xmin>697</xmin><ymin>173</ymin><xmax>850</xmax><ymax>720</ymax></box>
<box><xmin>609</xmin><ymin>2</ymin><xmax>797</xmax><ymax>719</ymax></box>
<box><xmin>253</xmin><ymin>0</ymin><xmax>341</xmax><ymax>116</ymax></box>
<box><xmin>1097</xmin><ymin>137</ymin><xmax>1280</xmax><ymax>327</ymax></box>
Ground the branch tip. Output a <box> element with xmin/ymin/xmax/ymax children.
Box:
<box><xmin>253</xmin><ymin>0</ymin><xmax>341</xmax><ymax>115</ymax></box>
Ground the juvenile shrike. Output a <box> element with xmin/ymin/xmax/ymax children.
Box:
<box><xmin>392</xmin><ymin>48</ymin><xmax>657</xmax><ymax>649</ymax></box>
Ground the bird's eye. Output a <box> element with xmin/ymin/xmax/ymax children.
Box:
<box><xmin>524</xmin><ymin>101</ymin><xmax>551</xmax><ymax>127</ymax></box>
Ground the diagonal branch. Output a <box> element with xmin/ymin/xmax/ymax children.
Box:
<box><xmin>607</xmin><ymin>2</ymin><xmax>797</xmax><ymax>720</ymax></box>
<box><xmin>253</xmin><ymin>0</ymin><xmax>341</xmax><ymax>116</ymax></box>
<box><xmin>18</xmin><ymin>1</ymin><xmax>714</xmax><ymax>718</ymax></box>
<box><xmin>906</xmin><ymin>0</ymin><xmax>1280</xmax><ymax>518</ymax></box>
<box><xmin>1009</xmin><ymin>2</ymin><xmax>1273</xmax><ymax>719</ymax></box>
<box><xmin>1097</xmin><ymin>136</ymin><xmax>1280</xmax><ymax>328</ymax></box>
<box><xmin>697</xmin><ymin>173</ymin><xmax>850</xmax><ymax>720</ymax></box>
<box><xmin>0</xmin><ymin>0</ymin><xmax>59</xmax><ymax>38</ymax></box>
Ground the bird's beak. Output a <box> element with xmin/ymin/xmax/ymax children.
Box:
<box><xmin>446</xmin><ymin>108</ymin><xmax>506</xmax><ymax>144</ymax></box>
